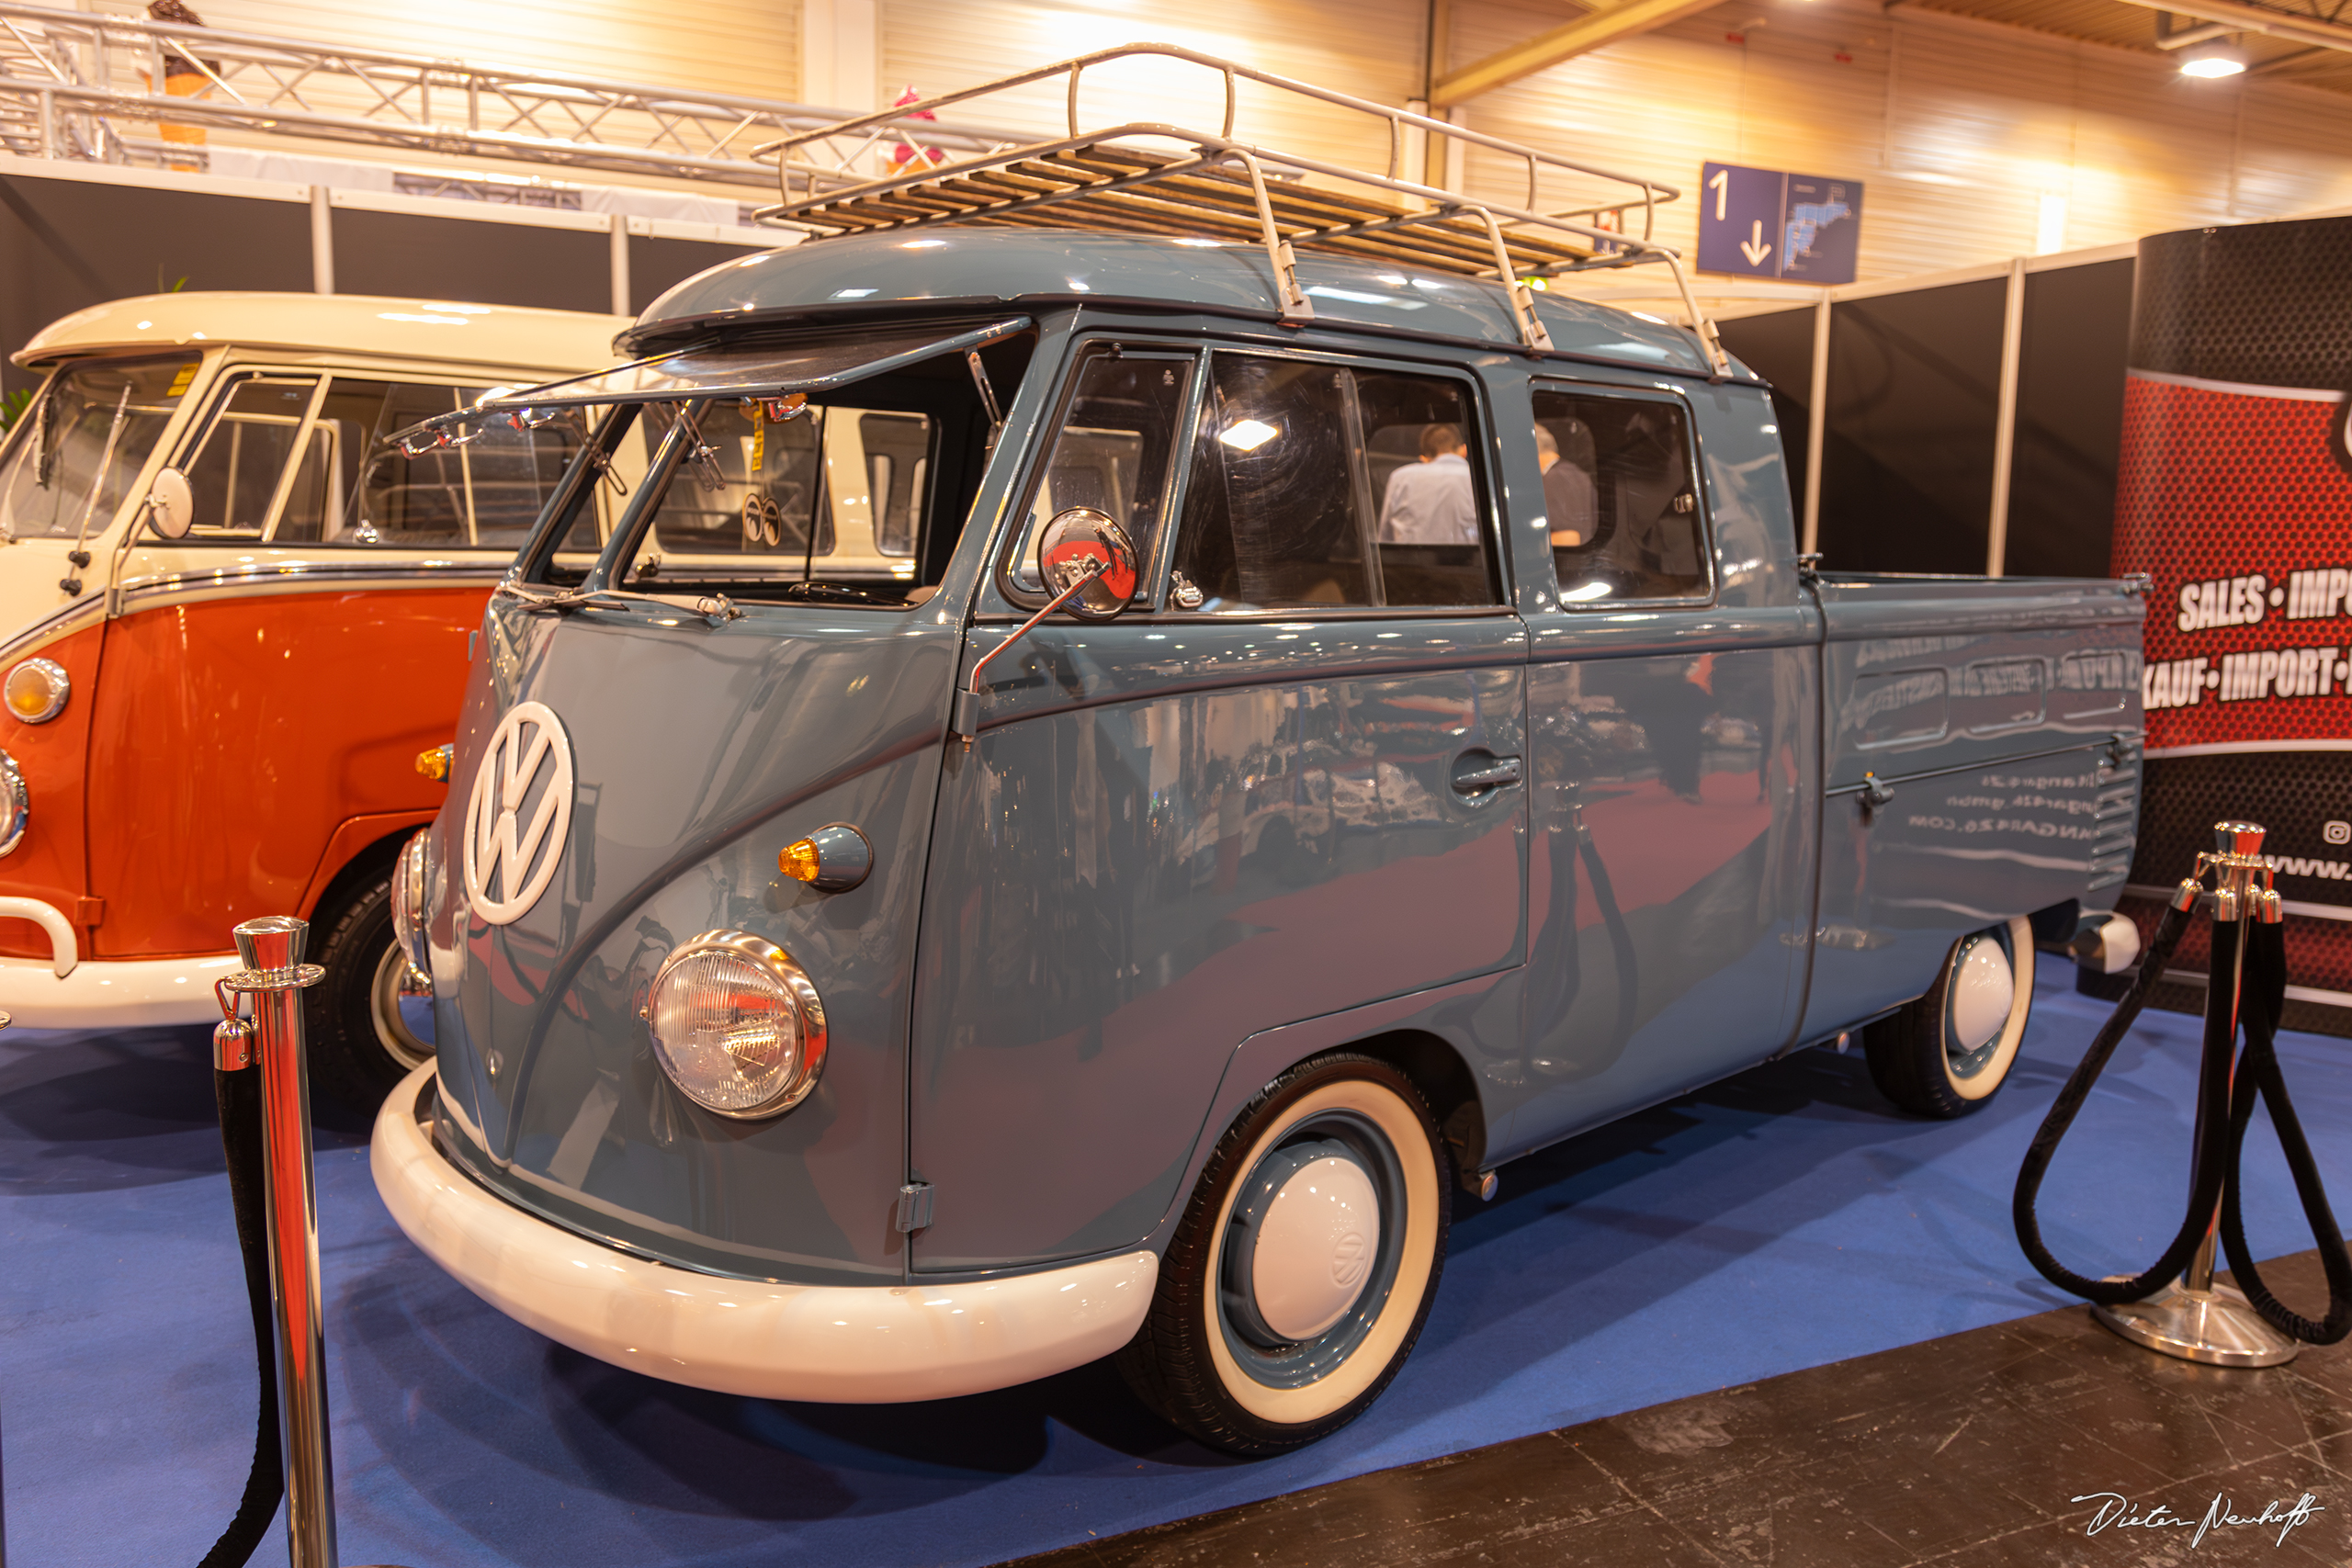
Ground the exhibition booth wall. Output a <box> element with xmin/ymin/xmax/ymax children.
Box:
<box><xmin>0</xmin><ymin>157</ymin><xmax>766</xmax><ymax>400</ymax></box>
<box><xmin>1718</xmin><ymin>250</ymin><xmax>2137</xmax><ymax>581</ymax></box>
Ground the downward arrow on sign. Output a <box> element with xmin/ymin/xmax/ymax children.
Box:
<box><xmin>1739</xmin><ymin>220</ymin><xmax>1772</xmax><ymax>267</ymax></box>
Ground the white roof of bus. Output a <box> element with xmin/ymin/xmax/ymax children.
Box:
<box><xmin>14</xmin><ymin>292</ymin><xmax>630</xmax><ymax>371</ymax></box>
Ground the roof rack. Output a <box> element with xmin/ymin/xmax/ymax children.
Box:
<box><xmin>752</xmin><ymin>44</ymin><xmax>1727</xmax><ymax>378</ymax></box>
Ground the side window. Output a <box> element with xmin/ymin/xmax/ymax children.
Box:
<box><xmin>275</xmin><ymin>379</ymin><xmax>589</xmax><ymax>549</ymax></box>
<box><xmin>1009</xmin><ymin>348</ymin><xmax>1189</xmax><ymax>593</ymax></box>
<box><xmin>1533</xmin><ymin>387</ymin><xmax>1708</xmax><ymax>604</ymax></box>
<box><xmin>859</xmin><ymin>412</ymin><xmax>929</xmax><ymax>558</ymax></box>
<box><xmin>1170</xmin><ymin>353</ymin><xmax>1495</xmax><ymax>613</ymax></box>
<box><xmin>182</xmin><ymin>376</ymin><xmax>321</xmax><ymax>538</ymax></box>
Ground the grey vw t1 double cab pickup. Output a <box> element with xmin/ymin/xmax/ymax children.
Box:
<box><xmin>370</xmin><ymin>50</ymin><xmax>2144</xmax><ymax>1455</ymax></box>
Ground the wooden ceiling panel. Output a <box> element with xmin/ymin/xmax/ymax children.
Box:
<box><xmin>1905</xmin><ymin>0</ymin><xmax>2352</xmax><ymax>95</ymax></box>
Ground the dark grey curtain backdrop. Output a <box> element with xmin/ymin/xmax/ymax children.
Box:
<box><xmin>1818</xmin><ymin>277</ymin><xmax>2007</xmax><ymax>576</ymax></box>
<box><xmin>1</xmin><ymin>173</ymin><xmax>765</xmax><ymax>400</ymax></box>
<box><xmin>329</xmin><ymin>209</ymin><xmax>610</xmax><ymax>311</ymax></box>
<box><xmin>629</xmin><ymin>235</ymin><xmax>753</xmax><ymax>315</ymax></box>
<box><xmin>2007</xmin><ymin>258</ymin><xmax>2133</xmax><ymax>579</ymax></box>
<box><xmin>1715</xmin><ymin>257</ymin><xmax>2134</xmax><ymax>578</ymax></box>
<box><xmin>0</xmin><ymin>175</ymin><xmax>311</xmax><ymax>398</ymax></box>
<box><xmin>1715</xmin><ymin>306</ymin><xmax>1814</xmax><ymax>515</ymax></box>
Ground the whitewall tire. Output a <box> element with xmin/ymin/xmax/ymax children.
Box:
<box><xmin>1862</xmin><ymin>915</ymin><xmax>2035</xmax><ymax>1118</ymax></box>
<box><xmin>1117</xmin><ymin>1053</ymin><xmax>1449</xmax><ymax>1454</ymax></box>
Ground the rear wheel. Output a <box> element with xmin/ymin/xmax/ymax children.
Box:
<box><xmin>1863</xmin><ymin>916</ymin><xmax>2035</xmax><ymax>1118</ymax></box>
<box><xmin>302</xmin><ymin>864</ymin><xmax>433</xmax><ymax>1117</ymax></box>
<box><xmin>1117</xmin><ymin>1053</ymin><xmax>1449</xmax><ymax>1455</ymax></box>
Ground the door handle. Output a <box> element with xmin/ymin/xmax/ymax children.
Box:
<box><xmin>1451</xmin><ymin>753</ymin><xmax>1523</xmax><ymax>795</ymax></box>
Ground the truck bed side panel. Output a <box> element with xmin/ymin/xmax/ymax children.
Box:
<box><xmin>1802</xmin><ymin>576</ymin><xmax>2144</xmax><ymax>1036</ymax></box>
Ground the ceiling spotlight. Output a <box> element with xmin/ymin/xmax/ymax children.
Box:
<box><xmin>2178</xmin><ymin>39</ymin><xmax>2246</xmax><ymax>77</ymax></box>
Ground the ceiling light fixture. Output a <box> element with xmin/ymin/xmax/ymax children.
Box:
<box><xmin>2178</xmin><ymin>39</ymin><xmax>2247</xmax><ymax>77</ymax></box>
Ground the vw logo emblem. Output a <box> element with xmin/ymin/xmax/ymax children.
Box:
<box><xmin>463</xmin><ymin>700</ymin><xmax>574</xmax><ymax>925</ymax></box>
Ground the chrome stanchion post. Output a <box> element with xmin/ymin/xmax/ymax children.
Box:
<box><xmin>222</xmin><ymin>916</ymin><xmax>338</xmax><ymax>1567</ymax></box>
<box><xmin>2094</xmin><ymin>822</ymin><xmax>2300</xmax><ymax>1368</ymax></box>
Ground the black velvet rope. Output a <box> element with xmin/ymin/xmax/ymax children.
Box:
<box><xmin>2011</xmin><ymin>900</ymin><xmax>2229</xmax><ymax>1306</ymax></box>
<box><xmin>2219</xmin><ymin>919</ymin><xmax>2352</xmax><ymax>1346</ymax></box>
<box><xmin>199</xmin><ymin>1064</ymin><xmax>284</xmax><ymax>1568</ymax></box>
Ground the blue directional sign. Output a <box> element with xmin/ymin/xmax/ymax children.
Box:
<box><xmin>1697</xmin><ymin>162</ymin><xmax>1864</xmax><ymax>285</ymax></box>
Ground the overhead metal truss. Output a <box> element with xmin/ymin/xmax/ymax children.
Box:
<box><xmin>2121</xmin><ymin>0</ymin><xmax>2352</xmax><ymax>59</ymax></box>
<box><xmin>756</xmin><ymin>43</ymin><xmax>1725</xmax><ymax>373</ymax></box>
<box><xmin>0</xmin><ymin>1</ymin><xmax>1007</xmax><ymax>190</ymax></box>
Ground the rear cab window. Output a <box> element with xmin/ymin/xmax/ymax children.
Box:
<box><xmin>1173</xmin><ymin>352</ymin><xmax>1501</xmax><ymax>614</ymax></box>
<box><xmin>1533</xmin><ymin>383</ymin><xmax>1711</xmax><ymax>606</ymax></box>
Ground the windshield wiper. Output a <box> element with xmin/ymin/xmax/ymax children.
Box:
<box><xmin>60</xmin><ymin>387</ymin><xmax>130</xmax><ymax>596</ymax></box>
<box><xmin>32</xmin><ymin>385</ymin><xmax>56</xmax><ymax>490</ymax></box>
<box><xmin>492</xmin><ymin>579</ymin><xmax>628</xmax><ymax>614</ymax></box>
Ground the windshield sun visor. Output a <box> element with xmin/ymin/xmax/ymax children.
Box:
<box><xmin>389</xmin><ymin>316</ymin><xmax>1030</xmax><ymax>452</ymax></box>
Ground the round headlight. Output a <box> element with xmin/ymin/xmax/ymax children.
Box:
<box><xmin>390</xmin><ymin>832</ymin><xmax>430</xmax><ymax>976</ymax></box>
<box><xmin>0</xmin><ymin>750</ymin><xmax>25</xmax><ymax>858</ymax></box>
<box><xmin>645</xmin><ymin>931</ymin><xmax>826</xmax><ymax>1118</ymax></box>
<box><xmin>5</xmin><ymin>658</ymin><xmax>69</xmax><ymax>725</ymax></box>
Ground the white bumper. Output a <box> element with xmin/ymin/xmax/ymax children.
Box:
<box><xmin>371</xmin><ymin>1064</ymin><xmax>1159</xmax><ymax>1403</ymax></box>
<box><xmin>0</xmin><ymin>945</ymin><xmax>241</xmax><ymax>1027</ymax></box>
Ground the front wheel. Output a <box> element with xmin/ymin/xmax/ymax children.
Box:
<box><xmin>1863</xmin><ymin>916</ymin><xmax>2035</xmax><ymax>1118</ymax></box>
<box><xmin>302</xmin><ymin>863</ymin><xmax>434</xmax><ymax>1117</ymax></box>
<box><xmin>1117</xmin><ymin>1053</ymin><xmax>1450</xmax><ymax>1455</ymax></box>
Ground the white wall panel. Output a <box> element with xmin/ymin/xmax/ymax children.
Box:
<box><xmin>1439</xmin><ymin>0</ymin><xmax>2352</xmax><ymax>282</ymax></box>
<box><xmin>74</xmin><ymin>0</ymin><xmax>2352</xmax><ymax>277</ymax></box>
<box><xmin>85</xmin><ymin>0</ymin><xmax>799</xmax><ymax>107</ymax></box>
<box><xmin>876</xmin><ymin>0</ymin><xmax>1429</xmax><ymax>174</ymax></box>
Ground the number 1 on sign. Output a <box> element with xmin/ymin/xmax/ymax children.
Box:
<box><xmin>1709</xmin><ymin>167</ymin><xmax>1728</xmax><ymax>220</ymax></box>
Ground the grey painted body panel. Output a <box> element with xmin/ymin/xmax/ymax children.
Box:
<box><xmin>425</xmin><ymin>595</ymin><xmax>956</xmax><ymax>1283</ymax></box>
<box><xmin>408</xmin><ymin>243</ymin><xmax>2148</xmax><ymax>1296</ymax></box>
<box><xmin>1487</xmin><ymin>369</ymin><xmax>1824</xmax><ymax>1159</ymax></box>
<box><xmin>1798</xmin><ymin>577</ymin><xmax>2144</xmax><ymax>1034</ymax></box>
<box><xmin>910</xmin><ymin>615</ymin><xmax>1527</xmax><ymax>1269</ymax></box>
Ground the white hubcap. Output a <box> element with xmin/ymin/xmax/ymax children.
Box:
<box><xmin>1950</xmin><ymin>936</ymin><xmax>2016</xmax><ymax>1052</ymax></box>
<box><xmin>1250</xmin><ymin>1155</ymin><xmax>1380</xmax><ymax>1341</ymax></box>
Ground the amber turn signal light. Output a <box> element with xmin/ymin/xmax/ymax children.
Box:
<box><xmin>777</xmin><ymin>823</ymin><xmax>874</xmax><ymax>893</ymax></box>
<box><xmin>416</xmin><ymin>743</ymin><xmax>455</xmax><ymax>782</ymax></box>
<box><xmin>4</xmin><ymin>658</ymin><xmax>69</xmax><ymax>725</ymax></box>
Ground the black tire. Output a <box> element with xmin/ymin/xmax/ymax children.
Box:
<box><xmin>302</xmin><ymin>862</ymin><xmax>434</xmax><ymax>1118</ymax></box>
<box><xmin>1863</xmin><ymin>916</ymin><xmax>2035</xmax><ymax>1118</ymax></box>
<box><xmin>1117</xmin><ymin>1053</ymin><xmax>1450</xmax><ymax>1455</ymax></box>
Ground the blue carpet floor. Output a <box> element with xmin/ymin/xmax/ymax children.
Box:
<box><xmin>4</xmin><ymin>971</ymin><xmax>2347</xmax><ymax>1567</ymax></box>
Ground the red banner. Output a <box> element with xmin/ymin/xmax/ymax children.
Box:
<box><xmin>2115</xmin><ymin>371</ymin><xmax>2352</xmax><ymax>754</ymax></box>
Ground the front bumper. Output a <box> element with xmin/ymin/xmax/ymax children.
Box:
<box><xmin>0</xmin><ymin>934</ymin><xmax>241</xmax><ymax>1027</ymax></box>
<box><xmin>371</xmin><ymin>1064</ymin><xmax>1159</xmax><ymax>1403</ymax></box>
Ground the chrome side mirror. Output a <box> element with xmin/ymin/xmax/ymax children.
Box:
<box><xmin>950</xmin><ymin>508</ymin><xmax>1144</xmax><ymax>740</ymax></box>
<box><xmin>1037</xmin><ymin>506</ymin><xmax>1138</xmax><ymax>621</ymax></box>
<box><xmin>144</xmin><ymin>468</ymin><xmax>194</xmax><ymax>539</ymax></box>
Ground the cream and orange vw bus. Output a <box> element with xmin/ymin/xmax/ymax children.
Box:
<box><xmin>0</xmin><ymin>293</ymin><xmax>628</xmax><ymax>1110</ymax></box>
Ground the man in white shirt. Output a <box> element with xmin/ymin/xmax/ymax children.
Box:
<box><xmin>1378</xmin><ymin>423</ymin><xmax>1478</xmax><ymax>544</ymax></box>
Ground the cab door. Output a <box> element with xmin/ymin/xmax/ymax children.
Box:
<box><xmin>908</xmin><ymin>338</ymin><xmax>1529</xmax><ymax>1271</ymax></box>
<box><xmin>1501</xmin><ymin>377</ymin><xmax>1821</xmax><ymax>1158</ymax></box>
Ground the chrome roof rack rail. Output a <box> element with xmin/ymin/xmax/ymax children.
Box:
<box><xmin>752</xmin><ymin>43</ymin><xmax>1727</xmax><ymax>377</ymax></box>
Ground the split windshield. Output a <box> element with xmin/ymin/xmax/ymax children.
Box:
<box><xmin>0</xmin><ymin>356</ymin><xmax>197</xmax><ymax>541</ymax></box>
<box><xmin>517</xmin><ymin>326</ymin><xmax>1032</xmax><ymax>607</ymax></box>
